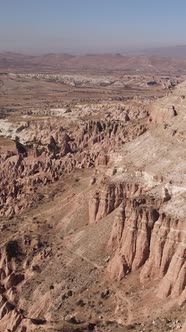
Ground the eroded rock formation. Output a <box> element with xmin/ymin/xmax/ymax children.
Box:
<box><xmin>88</xmin><ymin>176</ymin><xmax>186</xmax><ymax>303</ymax></box>
<box><xmin>0</xmin><ymin>115</ymin><xmax>147</xmax><ymax>218</ymax></box>
<box><xmin>0</xmin><ymin>80</ymin><xmax>185</xmax><ymax>331</ymax></box>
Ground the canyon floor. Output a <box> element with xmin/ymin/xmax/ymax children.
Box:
<box><xmin>0</xmin><ymin>58</ymin><xmax>185</xmax><ymax>332</ymax></box>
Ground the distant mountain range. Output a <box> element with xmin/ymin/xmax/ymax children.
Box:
<box><xmin>1</xmin><ymin>47</ymin><xmax>186</xmax><ymax>75</ymax></box>
<box><xmin>139</xmin><ymin>45</ymin><xmax>186</xmax><ymax>58</ymax></box>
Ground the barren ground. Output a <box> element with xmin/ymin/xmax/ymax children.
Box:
<box><xmin>0</xmin><ymin>54</ymin><xmax>185</xmax><ymax>332</ymax></box>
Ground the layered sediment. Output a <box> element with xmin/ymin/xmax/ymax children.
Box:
<box><xmin>88</xmin><ymin>178</ymin><xmax>185</xmax><ymax>302</ymax></box>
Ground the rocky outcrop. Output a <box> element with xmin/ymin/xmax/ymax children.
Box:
<box><xmin>149</xmin><ymin>104</ymin><xmax>178</xmax><ymax>124</ymax></box>
<box><xmin>141</xmin><ymin>214</ymin><xmax>186</xmax><ymax>300</ymax></box>
<box><xmin>89</xmin><ymin>176</ymin><xmax>185</xmax><ymax>302</ymax></box>
<box><xmin>89</xmin><ymin>181</ymin><xmax>143</xmax><ymax>224</ymax></box>
<box><xmin>89</xmin><ymin>181</ymin><xmax>126</xmax><ymax>223</ymax></box>
<box><xmin>107</xmin><ymin>194</ymin><xmax>158</xmax><ymax>274</ymax></box>
<box><xmin>105</xmin><ymin>180</ymin><xmax>186</xmax><ymax>301</ymax></box>
<box><xmin>0</xmin><ymin>241</ymin><xmax>25</xmax><ymax>331</ymax></box>
<box><xmin>0</xmin><ymin>235</ymin><xmax>54</xmax><ymax>331</ymax></box>
<box><xmin>0</xmin><ymin>115</ymin><xmax>147</xmax><ymax>218</ymax></box>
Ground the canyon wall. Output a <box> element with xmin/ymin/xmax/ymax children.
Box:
<box><xmin>89</xmin><ymin>180</ymin><xmax>186</xmax><ymax>302</ymax></box>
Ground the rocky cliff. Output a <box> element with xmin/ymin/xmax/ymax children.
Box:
<box><xmin>88</xmin><ymin>177</ymin><xmax>185</xmax><ymax>303</ymax></box>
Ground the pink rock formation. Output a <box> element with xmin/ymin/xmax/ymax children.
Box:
<box><xmin>88</xmin><ymin>177</ymin><xmax>185</xmax><ymax>303</ymax></box>
<box><xmin>0</xmin><ymin>117</ymin><xmax>147</xmax><ymax>218</ymax></box>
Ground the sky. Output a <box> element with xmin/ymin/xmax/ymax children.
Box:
<box><xmin>0</xmin><ymin>0</ymin><xmax>186</xmax><ymax>54</ymax></box>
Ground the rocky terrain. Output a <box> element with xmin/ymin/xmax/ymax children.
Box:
<box><xmin>0</xmin><ymin>56</ymin><xmax>185</xmax><ymax>331</ymax></box>
<box><xmin>1</xmin><ymin>52</ymin><xmax>186</xmax><ymax>75</ymax></box>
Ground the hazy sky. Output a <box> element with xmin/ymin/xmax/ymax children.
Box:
<box><xmin>0</xmin><ymin>0</ymin><xmax>186</xmax><ymax>53</ymax></box>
